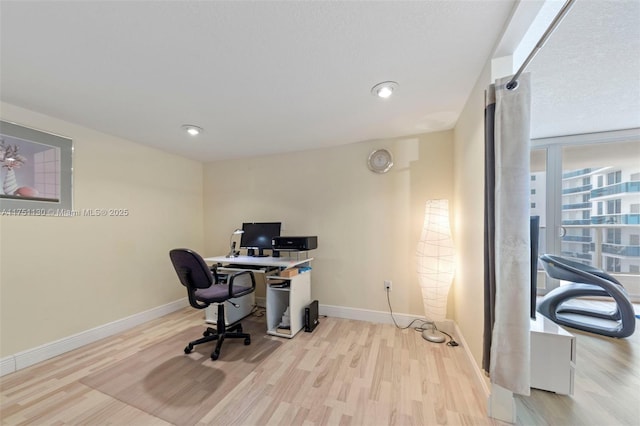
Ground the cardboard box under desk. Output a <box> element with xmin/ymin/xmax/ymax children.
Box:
<box><xmin>279</xmin><ymin>268</ymin><xmax>298</xmax><ymax>277</ymax></box>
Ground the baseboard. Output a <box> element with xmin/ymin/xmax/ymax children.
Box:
<box><xmin>318</xmin><ymin>303</ymin><xmax>457</xmax><ymax>333</ymax></box>
<box><xmin>1</xmin><ymin>298</ymin><xmax>188</xmax><ymax>377</ymax></box>
<box><xmin>0</xmin><ymin>356</ymin><xmax>16</xmax><ymax>378</ymax></box>
<box><xmin>319</xmin><ymin>303</ymin><xmax>424</xmax><ymax>326</ymax></box>
<box><xmin>453</xmin><ymin>321</ymin><xmax>490</xmax><ymax>397</ymax></box>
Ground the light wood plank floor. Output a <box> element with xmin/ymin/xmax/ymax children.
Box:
<box><xmin>0</xmin><ymin>308</ymin><xmax>499</xmax><ymax>426</ymax></box>
<box><xmin>1</xmin><ymin>306</ymin><xmax>637</xmax><ymax>425</ymax></box>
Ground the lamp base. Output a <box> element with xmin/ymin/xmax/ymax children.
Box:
<box><xmin>422</xmin><ymin>329</ymin><xmax>445</xmax><ymax>343</ymax></box>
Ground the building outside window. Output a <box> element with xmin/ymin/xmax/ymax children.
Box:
<box><xmin>530</xmin><ymin>132</ymin><xmax>640</xmax><ymax>300</ymax></box>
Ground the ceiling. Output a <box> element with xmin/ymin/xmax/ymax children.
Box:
<box><xmin>1</xmin><ymin>1</ymin><xmax>638</xmax><ymax>162</ymax></box>
<box><xmin>527</xmin><ymin>0</ymin><xmax>640</xmax><ymax>140</ymax></box>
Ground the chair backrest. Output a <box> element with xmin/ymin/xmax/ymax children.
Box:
<box><xmin>540</xmin><ymin>254</ymin><xmax>622</xmax><ymax>285</ymax></box>
<box><xmin>169</xmin><ymin>248</ymin><xmax>215</xmax><ymax>290</ymax></box>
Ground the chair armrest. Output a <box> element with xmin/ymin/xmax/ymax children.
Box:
<box><xmin>227</xmin><ymin>270</ymin><xmax>256</xmax><ymax>299</ymax></box>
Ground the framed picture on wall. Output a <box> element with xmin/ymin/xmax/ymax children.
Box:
<box><xmin>0</xmin><ymin>120</ymin><xmax>73</xmax><ymax>214</ymax></box>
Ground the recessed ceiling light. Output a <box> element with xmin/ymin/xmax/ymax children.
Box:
<box><xmin>181</xmin><ymin>124</ymin><xmax>203</xmax><ymax>136</ymax></box>
<box><xmin>371</xmin><ymin>81</ymin><xmax>398</xmax><ymax>99</ymax></box>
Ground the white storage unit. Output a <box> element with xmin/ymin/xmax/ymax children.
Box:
<box><xmin>530</xmin><ymin>313</ymin><xmax>576</xmax><ymax>395</ymax></box>
<box><xmin>266</xmin><ymin>271</ymin><xmax>311</xmax><ymax>338</ymax></box>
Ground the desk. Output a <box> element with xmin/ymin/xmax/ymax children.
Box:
<box><xmin>204</xmin><ymin>255</ymin><xmax>312</xmax><ymax>270</ymax></box>
<box><xmin>204</xmin><ymin>255</ymin><xmax>314</xmax><ymax>338</ymax></box>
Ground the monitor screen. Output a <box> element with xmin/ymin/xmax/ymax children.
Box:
<box><xmin>240</xmin><ymin>222</ymin><xmax>281</xmax><ymax>256</ymax></box>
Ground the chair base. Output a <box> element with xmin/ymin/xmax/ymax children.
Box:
<box><xmin>184</xmin><ymin>304</ymin><xmax>251</xmax><ymax>360</ymax></box>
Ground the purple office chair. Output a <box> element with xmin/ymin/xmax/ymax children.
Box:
<box><xmin>169</xmin><ymin>248</ymin><xmax>256</xmax><ymax>360</ymax></box>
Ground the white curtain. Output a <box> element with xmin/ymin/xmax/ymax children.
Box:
<box><xmin>483</xmin><ymin>73</ymin><xmax>532</xmax><ymax>395</ymax></box>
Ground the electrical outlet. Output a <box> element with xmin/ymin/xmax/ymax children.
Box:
<box><xmin>384</xmin><ymin>280</ymin><xmax>392</xmax><ymax>291</ymax></box>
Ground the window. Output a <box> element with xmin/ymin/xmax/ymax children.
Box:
<box><xmin>607</xmin><ymin>170</ymin><xmax>622</xmax><ymax>185</ymax></box>
<box><xmin>606</xmin><ymin>256</ymin><xmax>621</xmax><ymax>273</ymax></box>
<box><xmin>531</xmin><ymin>175</ymin><xmax>536</xmax><ymax>181</ymax></box>
<box><xmin>531</xmin><ymin>131</ymin><xmax>640</xmax><ymax>295</ymax></box>
<box><xmin>607</xmin><ymin>199</ymin><xmax>621</xmax><ymax>215</ymax></box>
<box><xmin>531</xmin><ymin>189</ymin><xmax>536</xmax><ymax>195</ymax></box>
<box><xmin>607</xmin><ymin>229</ymin><xmax>621</xmax><ymax>244</ymax></box>
<box><xmin>531</xmin><ymin>202</ymin><xmax>536</xmax><ymax>208</ymax></box>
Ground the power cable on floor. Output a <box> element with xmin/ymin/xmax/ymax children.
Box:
<box><xmin>385</xmin><ymin>287</ymin><xmax>459</xmax><ymax>346</ymax></box>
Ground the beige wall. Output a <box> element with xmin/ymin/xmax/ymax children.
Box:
<box><xmin>452</xmin><ymin>61</ymin><xmax>492</xmax><ymax>367</ymax></box>
<box><xmin>0</xmin><ymin>104</ymin><xmax>456</xmax><ymax>358</ymax></box>
<box><xmin>203</xmin><ymin>132</ymin><xmax>454</xmax><ymax>315</ymax></box>
<box><xmin>0</xmin><ymin>103</ymin><xmax>204</xmax><ymax>357</ymax></box>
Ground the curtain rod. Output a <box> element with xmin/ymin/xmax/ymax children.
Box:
<box><xmin>506</xmin><ymin>0</ymin><xmax>576</xmax><ymax>90</ymax></box>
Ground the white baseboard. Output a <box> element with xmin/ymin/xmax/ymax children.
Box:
<box><xmin>0</xmin><ymin>356</ymin><xmax>16</xmax><ymax>378</ymax></box>
<box><xmin>320</xmin><ymin>303</ymin><xmax>424</xmax><ymax>326</ymax></box>
<box><xmin>453</xmin><ymin>322</ymin><xmax>490</xmax><ymax>397</ymax></box>
<box><xmin>319</xmin><ymin>303</ymin><xmax>457</xmax><ymax>332</ymax></box>
<box><xmin>1</xmin><ymin>298</ymin><xmax>188</xmax><ymax>377</ymax></box>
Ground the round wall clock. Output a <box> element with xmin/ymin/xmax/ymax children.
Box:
<box><xmin>367</xmin><ymin>149</ymin><xmax>394</xmax><ymax>173</ymax></box>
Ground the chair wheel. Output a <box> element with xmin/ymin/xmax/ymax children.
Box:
<box><xmin>184</xmin><ymin>344</ymin><xmax>193</xmax><ymax>354</ymax></box>
<box><xmin>244</xmin><ymin>337</ymin><xmax>251</xmax><ymax>345</ymax></box>
<box><xmin>211</xmin><ymin>351</ymin><xmax>219</xmax><ymax>360</ymax></box>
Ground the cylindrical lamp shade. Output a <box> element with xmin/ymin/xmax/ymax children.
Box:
<box><xmin>417</xmin><ymin>199</ymin><xmax>455</xmax><ymax>321</ymax></box>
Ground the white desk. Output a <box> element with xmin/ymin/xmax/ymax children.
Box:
<box><xmin>204</xmin><ymin>255</ymin><xmax>313</xmax><ymax>269</ymax></box>
<box><xmin>204</xmin><ymin>255</ymin><xmax>314</xmax><ymax>338</ymax></box>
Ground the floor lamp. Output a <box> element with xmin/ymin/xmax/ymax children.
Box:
<box><xmin>416</xmin><ymin>199</ymin><xmax>455</xmax><ymax>343</ymax></box>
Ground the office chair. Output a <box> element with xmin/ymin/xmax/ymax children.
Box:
<box><xmin>169</xmin><ymin>248</ymin><xmax>256</xmax><ymax>360</ymax></box>
<box><xmin>537</xmin><ymin>254</ymin><xmax>635</xmax><ymax>338</ymax></box>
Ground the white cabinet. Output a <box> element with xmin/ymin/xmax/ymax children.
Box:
<box><xmin>530</xmin><ymin>313</ymin><xmax>576</xmax><ymax>395</ymax></box>
<box><xmin>205</xmin><ymin>292</ymin><xmax>255</xmax><ymax>326</ymax></box>
<box><xmin>266</xmin><ymin>271</ymin><xmax>311</xmax><ymax>338</ymax></box>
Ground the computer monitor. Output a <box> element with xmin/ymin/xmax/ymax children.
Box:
<box><xmin>240</xmin><ymin>222</ymin><xmax>281</xmax><ymax>257</ymax></box>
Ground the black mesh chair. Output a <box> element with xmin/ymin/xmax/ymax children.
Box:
<box><xmin>169</xmin><ymin>248</ymin><xmax>256</xmax><ymax>360</ymax></box>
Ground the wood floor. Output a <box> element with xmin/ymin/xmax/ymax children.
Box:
<box><xmin>1</xmin><ymin>306</ymin><xmax>637</xmax><ymax>425</ymax></box>
<box><xmin>0</xmin><ymin>308</ymin><xmax>498</xmax><ymax>426</ymax></box>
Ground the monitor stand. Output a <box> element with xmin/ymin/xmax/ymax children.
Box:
<box><xmin>247</xmin><ymin>248</ymin><xmax>269</xmax><ymax>257</ymax></box>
